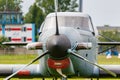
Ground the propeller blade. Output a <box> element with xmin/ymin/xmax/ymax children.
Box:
<box><xmin>4</xmin><ymin>50</ymin><xmax>48</xmax><ymax>80</ymax></box>
<box><xmin>68</xmin><ymin>49</ymin><xmax>117</xmax><ymax>77</ymax></box>
<box><xmin>26</xmin><ymin>42</ymin><xmax>43</xmax><ymax>50</ymax></box>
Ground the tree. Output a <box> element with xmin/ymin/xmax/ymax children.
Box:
<box><xmin>24</xmin><ymin>3</ymin><xmax>45</xmax><ymax>30</ymax></box>
<box><xmin>0</xmin><ymin>0</ymin><xmax>22</xmax><ymax>11</ymax></box>
<box><xmin>0</xmin><ymin>36</ymin><xmax>9</xmax><ymax>48</ymax></box>
<box><xmin>36</xmin><ymin>0</ymin><xmax>78</xmax><ymax>16</ymax></box>
<box><xmin>25</xmin><ymin>0</ymin><xmax>78</xmax><ymax>31</ymax></box>
<box><xmin>99</xmin><ymin>30</ymin><xmax>120</xmax><ymax>42</ymax></box>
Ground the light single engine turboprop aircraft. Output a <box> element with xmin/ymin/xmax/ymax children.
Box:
<box><xmin>2</xmin><ymin>1</ymin><xmax>120</xmax><ymax>80</ymax></box>
<box><xmin>2</xmin><ymin>12</ymin><xmax>120</xmax><ymax>80</ymax></box>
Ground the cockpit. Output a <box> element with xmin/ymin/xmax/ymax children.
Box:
<box><xmin>40</xmin><ymin>12</ymin><xmax>97</xmax><ymax>35</ymax></box>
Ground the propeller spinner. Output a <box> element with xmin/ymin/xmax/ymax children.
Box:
<box><xmin>46</xmin><ymin>34</ymin><xmax>71</xmax><ymax>59</ymax></box>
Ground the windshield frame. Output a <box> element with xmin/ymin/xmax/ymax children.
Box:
<box><xmin>42</xmin><ymin>15</ymin><xmax>94</xmax><ymax>32</ymax></box>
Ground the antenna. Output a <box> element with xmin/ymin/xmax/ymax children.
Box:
<box><xmin>54</xmin><ymin>0</ymin><xmax>58</xmax><ymax>12</ymax></box>
<box><xmin>54</xmin><ymin>0</ymin><xmax>59</xmax><ymax>35</ymax></box>
<box><xmin>79</xmin><ymin>0</ymin><xmax>83</xmax><ymax>12</ymax></box>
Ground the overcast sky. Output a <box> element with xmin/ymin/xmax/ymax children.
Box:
<box><xmin>21</xmin><ymin>0</ymin><xmax>120</xmax><ymax>26</ymax></box>
<box><xmin>21</xmin><ymin>0</ymin><xmax>35</xmax><ymax>15</ymax></box>
<box><xmin>83</xmin><ymin>0</ymin><xmax>120</xmax><ymax>26</ymax></box>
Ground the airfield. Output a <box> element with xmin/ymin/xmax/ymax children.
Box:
<box><xmin>0</xmin><ymin>54</ymin><xmax>120</xmax><ymax>80</ymax></box>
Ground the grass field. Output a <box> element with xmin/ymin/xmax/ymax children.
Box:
<box><xmin>0</xmin><ymin>54</ymin><xmax>120</xmax><ymax>80</ymax></box>
<box><xmin>0</xmin><ymin>54</ymin><xmax>39</xmax><ymax>64</ymax></box>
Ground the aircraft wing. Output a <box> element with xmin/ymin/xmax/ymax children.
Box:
<box><xmin>97</xmin><ymin>42</ymin><xmax>120</xmax><ymax>54</ymax></box>
<box><xmin>1</xmin><ymin>64</ymin><xmax>120</xmax><ymax>78</ymax></box>
<box><xmin>98</xmin><ymin>42</ymin><xmax>120</xmax><ymax>45</ymax></box>
<box><xmin>2</xmin><ymin>42</ymin><xmax>28</xmax><ymax>46</ymax></box>
<box><xmin>0</xmin><ymin>64</ymin><xmax>45</xmax><ymax>77</ymax></box>
<box><xmin>99</xmin><ymin>65</ymin><xmax>120</xmax><ymax>77</ymax></box>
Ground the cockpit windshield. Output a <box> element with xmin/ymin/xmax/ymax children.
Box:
<box><xmin>43</xmin><ymin>15</ymin><xmax>93</xmax><ymax>31</ymax></box>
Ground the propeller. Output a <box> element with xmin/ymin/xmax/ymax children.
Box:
<box><xmin>54</xmin><ymin>0</ymin><xmax>59</xmax><ymax>35</ymax></box>
<box><xmin>98</xmin><ymin>46</ymin><xmax>116</xmax><ymax>54</ymax></box>
<box><xmin>68</xmin><ymin>49</ymin><xmax>117</xmax><ymax>77</ymax></box>
<box><xmin>4</xmin><ymin>50</ymin><xmax>48</xmax><ymax>80</ymax></box>
<box><xmin>98</xmin><ymin>33</ymin><xmax>117</xmax><ymax>54</ymax></box>
<box><xmin>55</xmin><ymin>10</ymin><xmax>59</xmax><ymax>35</ymax></box>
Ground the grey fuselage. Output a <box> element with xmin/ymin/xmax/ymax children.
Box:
<box><xmin>38</xmin><ymin>12</ymin><xmax>98</xmax><ymax>77</ymax></box>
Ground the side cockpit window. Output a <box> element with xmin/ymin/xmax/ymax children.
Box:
<box><xmin>39</xmin><ymin>22</ymin><xmax>45</xmax><ymax>35</ymax></box>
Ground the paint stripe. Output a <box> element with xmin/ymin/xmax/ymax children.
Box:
<box><xmin>11</xmin><ymin>28</ymin><xmax>21</xmax><ymax>31</ymax></box>
<box><xmin>5</xmin><ymin>28</ymin><xmax>21</xmax><ymax>31</ymax></box>
<box><xmin>17</xmin><ymin>70</ymin><xmax>30</xmax><ymax>76</ymax></box>
<box><xmin>27</xmin><ymin>38</ymin><xmax>32</xmax><ymax>41</ymax></box>
<box><xmin>47</xmin><ymin>58</ymin><xmax>70</xmax><ymax>69</ymax></box>
<box><xmin>11</xmin><ymin>38</ymin><xmax>21</xmax><ymax>41</ymax></box>
<box><xmin>27</xmin><ymin>28</ymin><xmax>32</xmax><ymax>30</ymax></box>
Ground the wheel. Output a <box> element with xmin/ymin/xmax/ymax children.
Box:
<box><xmin>61</xmin><ymin>77</ymin><xmax>67</xmax><ymax>80</ymax></box>
<box><xmin>42</xmin><ymin>78</ymin><xmax>45</xmax><ymax>80</ymax></box>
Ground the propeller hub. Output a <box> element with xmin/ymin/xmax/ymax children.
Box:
<box><xmin>46</xmin><ymin>34</ymin><xmax>71</xmax><ymax>59</ymax></box>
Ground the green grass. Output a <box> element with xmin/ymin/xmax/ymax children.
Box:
<box><xmin>98</xmin><ymin>54</ymin><xmax>120</xmax><ymax>64</ymax></box>
<box><xmin>0</xmin><ymin>54</ymin><xmax>120</xmax><ymax>80</ymax></box>
<box><xmin>0</xmin><ymin>54</ymin><xmax>39</xmax><ymax>64</ymax></box>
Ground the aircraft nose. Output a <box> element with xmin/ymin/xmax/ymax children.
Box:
<box><xmin>46</xmin><ymin>34</ymin><xmax>71</xmax><ymax>59</ymax></box>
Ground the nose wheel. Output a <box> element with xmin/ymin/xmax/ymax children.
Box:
<box><xmin>56</xmin><ymin>68</ymin><xmax>67</xmax><ymax>78</ymax></box>
<box><xmin>52</xmin><ymin>77</ymin><xmax>67</xmax><ymax>80</ymax></box>
<box><xmin>61</xmin><ymin>77</ymin><xmax>67</xmax><ymax>80</ymax></box>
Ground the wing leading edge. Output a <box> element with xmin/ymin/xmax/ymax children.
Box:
<box><xmin>0</xmin><ymin>64</ymin><xmax>42</xmax><ymax>76</ymax></box>
<box><xmin>99</xmin><ymin>65</ymin><xmax>120</xmax><ymax>77</ymax></box>
<box><xmin>98</xmin><ymin>42</ymin><xmax>120</xmax><ymax>45</ymax></box>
